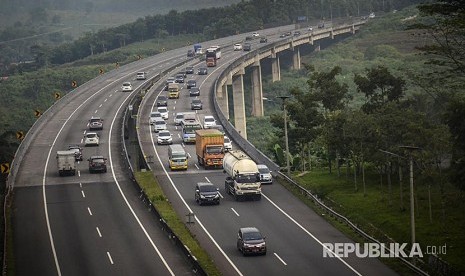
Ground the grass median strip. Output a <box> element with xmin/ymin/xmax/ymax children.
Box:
<box><xmin>134</xmin><ymin>171</ymin><xmax>221</xmax><ymax>276</ymax></box>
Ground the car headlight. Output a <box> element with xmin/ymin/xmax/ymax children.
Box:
<box><xmin>200</xmin><ymin>195</ymin><xmax>206</xmax><ymax>199</ymax></box>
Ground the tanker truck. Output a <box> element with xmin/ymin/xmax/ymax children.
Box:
<box><xmin>223</xmin><ymin>150</ymin><xmax>261</xmax><ymax>201</ymax></box>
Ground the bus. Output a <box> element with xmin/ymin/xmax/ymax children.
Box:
<box><xmin>209</xmin><ymin>45</ymin><xmax>221</xmax><ymax>59</ymax></box>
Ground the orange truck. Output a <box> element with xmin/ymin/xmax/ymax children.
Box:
<box><xmin>195</xmin><ymin>129</ymin><xmax>225</xmax><ymax>169</ymax></box>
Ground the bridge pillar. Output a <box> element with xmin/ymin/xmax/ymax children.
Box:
<box><xmin>216</xmin><ymin>83</ymin><xmax>229</xmax><ymax>119</ymax></box>
<box><xmin>251</xmin><ymin>63</ymin><xmax>263</xmax><ymax>117</ymax></box>
<box><xmin>232</xmin><ymin>70</ymin><xmax>247</xmax><ymax>139</ymax></box>
<box><xmin>292</xmin><ymin>47</ymin><xmax>301</xmax><ymax>70</ymax></box>
<box><xmin>271</xmin><ymin>56</ymin><xmax>280</xmax><ymax>82</ymax></box>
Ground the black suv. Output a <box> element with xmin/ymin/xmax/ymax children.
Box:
<box><xmin>88</xmin><ymin>156</ymin><xmax>107</xmax><ymax>173</ymax></box>
<box><xmin>157</xmin><ymin>95</ymin><xmax>168</xmax><ymax>106</ymax></box>
<box><xmin>189</xmin><ymin>87</ymin><xmax>200</xmax><ymax>97</ymax></box>
<box><xmin>198</xmin><ymin>67</ymin><xmax>208</xmax><ymax>75</ymax></box>
<box><xmin>195</xmin><ymin>182</ymin><xmax>220</xmax><ymax>205</ymax></box>
<box><xmin>237</xmin><ymin>227</ymin><xmax>267</xmax><ymax>256</ymax></box>
<box><xmin>186</xmin><ymin>66</ymin><xmax>194</xmax><ymax>74</ymax></box>
<box><xmin>187</xmin><ymin>79</ymin><xmax>196</xmax><ymax>89</ymax></box>
<box><xmin>175</xmin><ymin>74</ymin><xmax>185</xmax><ymax>83</ymax></box>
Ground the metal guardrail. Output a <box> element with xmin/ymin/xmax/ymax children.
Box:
<box><xmin>211</xmin><ymin>23</ymin><xmax>430</xmax><ymax>276</ymax></box>
<box><xmin>120</xmin><ymin>58</ymin><xmax>207</xmax><ymax>275</ymax></box>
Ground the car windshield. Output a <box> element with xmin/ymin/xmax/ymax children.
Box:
<box><xmin>150</xmin><ymin>113</ymin><xmax>160</xmax><ymax>118</ymax></box>
<box><xmin>123</xmin><ymin>83</ymin><xmax>130</xmax><ymax>86</ymax></box>
<box><xmin>191</xmin><ymin>88</ymin><xmax>199</xmax><ymax>92</ymax></box>
<box><xmin>158</xmin><ymin>108</ymin><xmax>167</xmax><ymax>113</ymax></box>
<box><xmin>224</xmin><ymin>137</ymin><xmax>230</xmax><ymax>143</ymax></box>
<box><xmin>159</xmin><ymin>132</ymin><xmax>170</xmax><ymax>137</ymax></box>
<box><xmin>92</xmin><ymin>158</ymin><xmax>105</xmax><ymax>164</ymax></box>
<box><xmin>199</xmin><ymin>185</ymin><xmax>217</xmax><ymax>192</ymax></box>
<box><xmin>86</xmin><ymin>133</ymin><xmax>97</xmax><ymax>138</ymax></box>
<box><xmin>155</xmin><ymin>121</ymin><xmax>166</xmax><ymax>125</ymax></box>
<box><xmin>205</xmin><ymin>118</ymin><xmax>214</xmax><ymax>122</ymax></box>
<box><xmin>192</xmin><ymin>100</ymin><xmax>201</xmax><ymax>104</ymax></box>
<box><xmin>90</xmin><ymin>118</ymin><xmax>101</xmax><ymax>122</ymax></box>
<box><xmin>158</xmin><ymin>96</ymin><xmax>166</xmax><ymax>100</ymax></box>
<box><xmin>243</xmin><ymin>231</ymin><xmax>263</xmax><ymax>241</ymax></box>
<box><xmin>258</xmin><ymin>167</ymin><xmax>270</xmax><ymax>173</ymax></box>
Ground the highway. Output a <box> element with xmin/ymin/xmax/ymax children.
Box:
<box><xmin>138</xmin><ymin>30</ymin><xmax>398</xmax><ymax>275</ymax></box>
<box><xmin>11</xmin><ymin>23</ymin><xmax>399</xmax><ymax>276</ymax></box>
<box><xmin>12</xmin><ymin>48</ymin><xmax>198</xmax><ymax>275</ymax></box>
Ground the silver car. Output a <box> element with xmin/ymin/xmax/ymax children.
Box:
<box><xmin>153</xmin><ymin>119</ymin><xmax>167</xmax><ymax>133</ymax></box>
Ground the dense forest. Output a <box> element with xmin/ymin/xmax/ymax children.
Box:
<box><xmin>0</xmin><ymin>0</ymin><xmax>420</xmax><ymax>73</ymax></box>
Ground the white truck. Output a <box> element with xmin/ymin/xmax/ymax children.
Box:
<box><xmin>223</xmin><ymin>150</ymin><xmax>261</xmax><ymax>201</ymax></box>
<box><xmin>57</xmin><ymin>150</ymin><xmax>77</xmax><ymax>176</ymax></box>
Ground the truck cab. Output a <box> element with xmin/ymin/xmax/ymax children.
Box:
<box><xmin>223</xmin><ymin>150</ymin><xmax>261</xmax><ymax>201</ymax></box>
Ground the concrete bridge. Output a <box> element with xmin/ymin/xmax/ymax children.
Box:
<box><xmin>215</xmin><ymin>21</ymin><xmax>366</xmax><ymax>139</ymax></box>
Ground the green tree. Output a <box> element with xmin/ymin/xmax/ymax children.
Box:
<box><xmin>413</xmin><ymin>0</ymin><xmax>465</xmax><ymax>190</ymax></box>
<box><xmin>354</xmin><ymin>65</ymin><xmax>406</xmax><ymax>114</ymax></box>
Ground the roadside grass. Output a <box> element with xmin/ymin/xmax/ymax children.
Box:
<box><xmin>287</xmin><ymin>167</ymin><xmax>465</xmax><ymax>273</ymax></box>
<box><xmin>134</xmin><ymin>171</ymin><xmax>221</xmax><ymax>276</ymax></box>
<box><xmin>278</xmin><ymin>177</ymin><xmax>418</xmax><ymax>276</ymax></box>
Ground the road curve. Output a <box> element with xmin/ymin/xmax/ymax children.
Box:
<box><xmin>137</xmin><ymin>28</ymin><xmax>399</xmax><ymax>276</ymax></box>
<box><xmin>12</xmin><ymin>48</ymin><xmax>198</xmax><ymax>275</ymax></box>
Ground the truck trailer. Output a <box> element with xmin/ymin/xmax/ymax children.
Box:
<box><xmin>56</xmin><ymin>150</ymin><xmax>77</xmax><ymax>176</ymax></box>
<box><xmin>195</xmin><ymin>129</ymin><xmax>224</xmax><ymax>169</ymax></box>
<box><xmin>223</xmin><ymin>150</ymin><xmax>261</xmax><ymax>201</ymax></box>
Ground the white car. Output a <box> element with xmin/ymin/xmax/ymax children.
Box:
<box><xmin>174</xmin><ymin>113</ymin><xmax>184</xmax><ymax>125</ymax></box>
<box><xmin>257</xmin><ymin>164</ymin><xmax>273</xmax><ymax>184</ymax></box>
<box><xmin>203</xmin><ymin>115</ymin><xmax>216</xmax><ymax>129</ymax></box>
<box><xmin>84</xmin><ymin>132</ymin><xmax>99</xmax><ymax>146</ymax></box>
<box><xmin>121</xmin><ymin>82</ymin><xmax>132</xmax><ymax>92</ymax></box>
<box><xmin>157</xmin><ymin>106</ymin><xmax>169</xmax><ymax>120</ymax></box>
<box><xmin>136</xmin><ymin>72</ymin><xmax>146</xmax><ymax>80</ymax></box>
<box><xmin>224</xmin><ymin>136</ymin><xmax>232</xmax><ymax>151</ymax></box>
<box><xmin>153</xmin><ymin>119</ymin><xmax>167</xmax><ymax>133</ymax></box>
<box><xmin>252</xmin><ymin>32</ymin><xmax>260</xmax><ymax>37</ymax></box>
<box><xmin>149</xmin><ymin>112</ymin><xmax>162</xmax><ymax>125</ymax></box>
<box><xmin>157</xmin><ymin>130</ymin><xmax>173</xmax><ymax>145</ymax></box>
<box><xmin>233</xmin><ymin>43</ymin><xmax>242</xmax><ymax>51</ymax></box>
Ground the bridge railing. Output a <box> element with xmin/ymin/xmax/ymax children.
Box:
<box><xmin>211</xmin><ymin>21</ymin><xmax>429</xmax><ymax>276</ymax></box>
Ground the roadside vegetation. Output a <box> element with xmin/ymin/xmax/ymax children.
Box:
<box><xmin>135</xmin><ymin>171</ymin><xmax>221</xmax><ymax>275</ymax></box>
<box><xmin>246</xmin><ymin>4</ymin><xmax>465</xmax><ymax>274</ymax></box>
<box><xmin>0</xmin><ymin>0</ymin><xmax>454</xmax><ymax>274</ymax></box>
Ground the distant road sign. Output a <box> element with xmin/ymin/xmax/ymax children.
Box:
<box><xmin>16</xmin><ymin>131</ymin><xmax>24</xmax><ymax>140</ymax></box>
<box><xmin>71</xmin><ymin>80</ymin><xmax>77</xmax><ymax>87</ymax></box>
<box><xmin>1</xmin><ymin>163</ymin><xmax>10</xmax><ymax>174</ymax></box>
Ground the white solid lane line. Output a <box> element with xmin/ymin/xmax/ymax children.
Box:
<box><xmin>81</xmin><ymin>191</ymin><xmax>85</xmax><ymax>198</ymax></box>
<box><xmin>87</xmin><ymin>207</ymin><xmax>93</xmax><ymax>216</ymax></box>
<box><xmin>204</xmin><ymin>177</ymin><xmax>211</xmax><ymax>183</ymax></box>
<box><xmin>274</xmin><ymin>253</ymin><xmax>287</xmax><ymax>266</ymax></box>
